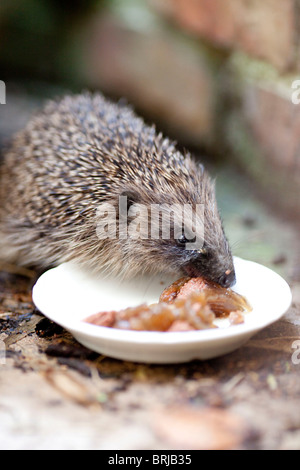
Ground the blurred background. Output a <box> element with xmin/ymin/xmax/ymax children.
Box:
<box><xmin>0</xmin><ymin>0</ymin><xmax>299</xmax><ymax>274</ymax></box>
<box><xmin>1</xmin><ymin>1</ymin><xmax>300</xmax><ymax>451</ymax></box>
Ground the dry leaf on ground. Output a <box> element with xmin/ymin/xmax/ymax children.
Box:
<box><xmin>152</xmin><ymin>406</ymin><xmax>251</xmax><ymax>450</ymax></box>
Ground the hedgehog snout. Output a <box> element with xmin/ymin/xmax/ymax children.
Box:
<box><xmin>181</xmin><ymin>256</ymin><xmax>236</xmax><ymax>288</ymax></box>
<box><xmin>217</xmin><ymin>269</ymin><xmax>236</xmax><ymax>288</ymax></box>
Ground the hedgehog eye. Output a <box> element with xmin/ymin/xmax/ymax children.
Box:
<box><xmin>176</xmin><ymin>234</ymin><xmax>196</xmax><ymax>246</ymax></box>
<box><xmin>176</xmin><ymin>234</ymin><xmax>188</xmax><ymax>246</ymax></box>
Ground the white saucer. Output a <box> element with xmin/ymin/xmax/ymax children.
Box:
<box><xmin>32</xmin><ymin>257</ymin><xmax>292</xmax><ymax>363</ymax></box>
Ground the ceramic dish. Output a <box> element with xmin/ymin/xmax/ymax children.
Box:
<box><xmin>32</xmin><ymin>257</ymin><xmax>292</xmax><ymax>363</ymax></box>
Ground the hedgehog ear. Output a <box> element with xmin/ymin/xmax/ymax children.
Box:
<box><xmin>119</xmin><ymin>189</ymin><xmax>139</xmax><ymax>212</ymax></box>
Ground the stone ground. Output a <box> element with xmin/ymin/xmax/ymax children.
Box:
<box><xmin>0</xmin><ymin>90</ymin><xmax>299</xmax><ymax>450</ymax></box>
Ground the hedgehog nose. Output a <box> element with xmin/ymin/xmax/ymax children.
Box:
<box><xmin>219</xmin><ymin>270</ymin><xmax>236</xmax><ymax>288</ymax></box>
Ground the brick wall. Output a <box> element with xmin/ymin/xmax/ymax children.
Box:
<box><xmin>82</xmin><ymin>12</ymin><xmax>216</xmax><ymax>146</ymax></box>
<box><xmin>149</xmin><ymin>0</ymin><xmax>300</xmax><ymax>219</ymax></box>
<box><xmin>151</xmin><ymin>0</ymin><xmax>297</xmax><ymax>71</ymax></box>
<box><xmin>80</xmin><ymin>0</ymin><xmax>300</xmax><ymax>219</ymax></box>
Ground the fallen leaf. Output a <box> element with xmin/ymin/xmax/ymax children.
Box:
<box><xmin>248</xmin><ymin>337</ymin><xmax>299</xmax><ymax>354</ymax></box>
<box><xmin>152</xmin><ymin>406</ymin><xmax>251</xmax><ymax>450</ymax></box>
<box><xmin>44</xmin><ymin>368</ymin><xmax>98</xmax><ymax>406</ymax></box>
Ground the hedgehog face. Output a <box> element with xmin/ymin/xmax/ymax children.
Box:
<box><xmin>171</xmin><ymin>207</ymin><xmax>236</xmax><ymax>287</ymax></box>
<box><xmin>116</xmin><ymin>228</ymin><xmax>235</xmax><ymax>287</ymax></box>
<box><xmin>178</xmin><ymin>243</ymin><xmax>236</xmax><ymax>287</ymax></box>
<box><xmin>111</xmin><ymin>190</ymin><xmax>235</xmax><ymax>287</ymax></box>
<box><xmin>152</xmin><ymin>236</ymin><xmax>235</xmax><ymax>288</ymax></box>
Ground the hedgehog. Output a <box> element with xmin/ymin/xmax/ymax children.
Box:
<box><xmin>0</xmin><ymin>93</ymin><xmax>236</xmax><ymax>287</ymax></box>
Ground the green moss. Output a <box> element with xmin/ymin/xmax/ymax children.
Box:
<box><xmin>229</xmin><ymin>51</ymin><xmax>300</xmax><ymax>91</ymax></box>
